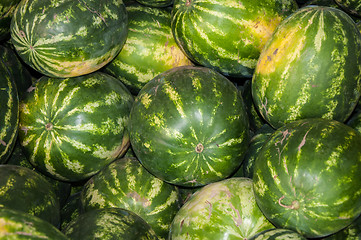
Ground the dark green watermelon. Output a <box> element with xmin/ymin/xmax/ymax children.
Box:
<box><xmin>129</xmin><ymin>66</ymin><xmax>250</xmax><ymax>187</ymax></box>
<box><xmin>0</xmin><ymin>0</ymin><xmax>21</xmax><ymax>42</ymax></box>
<box><xmin>249</xmin><ymin>228</ymin><xmax>307</xmax><ymax>240</ymax></box>
<box><xmin>63</xmin><ymin>208</ymin><xmax>158</xmax><ymax>240</ymax></box>
<box><xmin>0</xmin><ymin>165</ymin><xmax>60</xmax><ymax>227</ymax></box>
<box><xmin>253</xmin><ymin>118</ymin><xmax>361</xmax><ymax>238</ymax></box>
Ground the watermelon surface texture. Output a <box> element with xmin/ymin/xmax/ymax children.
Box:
<box><xmin>18</xmin><ymin>72</ymin><xmax>134</xmax><ymax>182</ymax></box>
<box><xmin>63</xmin><ymin>208</ymin><xmax>158</xmax><ymax>240</ymax></box>
<box><xmin>248</xmin><ymin>228</ymin><xmax>307</xmax><ymax>240</ymax></box>
<box><xmin>129</xmin><ymin>66</ymin><xmax>250</xmax><ymax>187</ymax></box>
<box><xmin>0</xmin><ymin>208</ymin><xmax>67</xmax><ymax>239</ymax></box>
<box><xmin>252</xmin><ymin>6</ymin><xmax>361</xmax><ymax>129</ymax></box>
<box><xmin>169</xmin><ymin>177</ymin><xmax>274</xmax><ymax>239</ymax></box>
<box><xmin>253</xmin><ymin>118</ymin><xmax>361</xmax><ymax>238</ymax></box>
<box><xmin>171</xmin><ymin>0</ymin><xmax>298</xmax><ymax>77</ymax></box>
<box><xmin>81</xmin><ymin>156</ymin><xmax>181</xmax><ymax>239</ymax></box>
<box><xmin>0</xmin><ymin>0</ymin><xmax>20</xmax><ymax>41</ymax></box>
<box><xmin>10</xmin><ymin>0</ymin><xmax>128</xmax><ymax>78</ymax></box>
<box><xmin>104</xmin><ymin>2</ymin><xmax>192</xmax><ymax>95</ymax></box>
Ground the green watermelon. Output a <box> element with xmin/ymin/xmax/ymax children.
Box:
<box><xmin>248</xmin><ymin>228</ymin><xmax>307</xmax><ymax>240</ymax></box>
<box><xmin>334</xmin><ymin>0</ymin><xmax>361</xmax><ymax>16</ymax></box>
<box><xmin>63</xmin><ymin>208</ymin><xmax>158</xmax><ymax>240</ymax></box>
<box><xmin>135</xmin><ymin>0</ymin><xmax>173</xmax><ymax>7</ymax></box>
<box><xmin>0</xmin><ymin>0</ymin><xmax>21</xmax><ymax>42</ymax></box>
<box><xmin>322</xmin><ymin>215</ymin><xmax>361</xmax><ymax>239</ymax></box>
<box><xmin>0</xmin><ymin>208</ymin><xmax>67</xmax><ymax>239</ymax></box>
<box><xmin>129</xmin><ymin>66</ymin><xmax>250</xmax><ymax>187</ymax></box>
<box><xmin>18</xmin><ymin>71</ymin><xmax>134</xmax><ymax>182</ymax></box>
<box><xmin>0</xmin><ymin>165</ymin><xmax>60</xmax><ymax>227</ymax></box>
<box><xmin>253</xmin><ymin>118</ymin><xmax>361</xmax><ymax>238</ymax></box>
<box><xmin>252</xmin><ymin>6</ymin><xmax>361</xmax><ymax>129</ymax></box>
<box><xmin>104</xmin><ymin>2</ymin><xmax>192</xmax><ymax>95</ymax></box>
<box><xmin>171</xmin><ymin>0</ymin><xmax>298</xmax><ymax>78</ymax></box>
<box><xmin>81</xmin><ymin>156</ymin><xmax>181</xmax><ymax>239</ymax></box>
<box><xmin>169</xmin><ymin>177</ymin><xmax>274</xmax><ymax>239</ymax></box>
<box><xmin>0</xmin><ymin>47</ymin><xmax>18</xmax><ymax>164</ymax></box>
<box><xmin>10</xmin><ymin>0</ymin><xmax>128</xmax><ymax>78</ymax></box>
<box><xmin>60</xmin><ymin>192</ymin><xmax>81</xmax><ymax>231</ymax></box>
<box><xmin>347</xmin><ymin>110</ymin><xmax>361</xmax><ymax>134</ymax></box>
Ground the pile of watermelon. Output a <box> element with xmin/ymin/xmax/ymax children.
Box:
<box><xmin>1</xmin><ymin>0</ymin><xmax>361</xmax><ymax>239</ymax></box>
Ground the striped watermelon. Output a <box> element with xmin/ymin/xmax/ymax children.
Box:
<box><xmin>171</xmin><ymin>0</ymin><xmax>298</xmax><ymax>78</ymax></box>
<box><xmin>0</xmin><ymin>47</ymin><xmax>19</xmax><ymax>164</ymax></box>
<box><xmin>252</xmin><ymin>6</ymin><xmax>361</xmax><ymax>129</ymax></box>
<box><xmin>60</xmin><ymin>192</ymin><xmax>81</xmax><ymax>230</ymax></box>
<box><xmin>334</xmin><ymin>0</ymin><xmax>361</xmax><ymax>16</ymax></box>
<box><xmin>0</xmin><ymin>165</ymin><xmax>60</xmax><ymax>227</ymax></box>
<box><xmin>129</xmin><ymin>66</ymin><xmax>250</xmax><ymax>187</ymax></box>
<box><xmin>322</xmin><ymin>215</ymin><xmax>361</xmax><ymax>239</ymax></box>
<box><xmin>0</xmin><ymin>208</ymin><xmax>67</xmax><ymax>239</ymax></box>
<box><xmin>169</xmin><ymin>177</ymin><xmax>274</xmax><ymax>239</ymax></box>
<box><xmin>81</xmin><ymin>156</ymin><xmax>181</xmax><ymax>239</ymax></box>
<box><xmin>135</xmin><ymin>0</ymin><xmax>173</xmax><ymax>7</ymax></box>
<box><xmin>10</xmin><ymin>0</ymin><xmax>128</xmax><ymax>78</ymax></box>
<box><xmin>249</xmin><ymin>228</ymin><xmax>307</xmax><ymax>240</ymax></box>
<box><xmin>104</xmin><ymin>2</ymin><xmax>192</xmax><ymax>95</ymax></box>
<box><xmin>18</xmin><ymin>72</ymin><xmax>134</xmax><ymax>182</ymax></box>
<box><xmin>0</xmin><ymin>0</ymin><xmax>20</xmax><ymax>41</ymax></box>
<box><xmin>253</xmin><ymin>118</ymin><xmax>361</xmax><ymax>238</ymax></box>
<box><xmin>63</xmin><ymin>208</ymin><xmax>159</xmax><ymax>240</ymax></box>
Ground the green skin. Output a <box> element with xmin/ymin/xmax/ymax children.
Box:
<box><xmin>81</xmin><ymin>157</ymin><xmax>181</xmax><ymax>240</ymax></box>
<box><xmin>104</xmin><ymin>2</ymin><xmax>191</xmax><ymax>95</ymax></box>
<box><xmin>0</xmin><ymin>208</ymin><xmax>67</xmax><ymax>239</ymax></box>
<box><xmin>129</xmin><ymin>66</ymin><xmax>250</xmax><ymax>187</ymax></box>
<box><xmin>322</xmin><ymin>214</ymin><xmax>361</xmax><ymax>239</ymax></box>
<box><xmin>334</xmin><ymin>0</ymin><xmax>361</xmax><ymax>16</ymax></box>
<box><xmin>252</xmin><ymin>6</ymin><xmax>361</xmax><ymax>129</ymax></box>
<box><xmin>347</xmin><ymin>109</ymin><xmax>361</xmax><ymax>134</ymax></box>
<box><xmin>0</xmin><ymin>47</ymin><xmax>18</xmax><ymax>164</ymax></box>
<box><xmin>10</xmin><ymin>0</ymin><xmax>128</xmax><ymax>78</ymax></box>
<box><xmin>253</xmin><ymin>118</ymin><xmax>361</xmax><ymax>238</ymax></box>
<box><xmin>18</xmin><ymin>72</ymin><xmax>134</xmax><ymax>182</ymax></box>
<box><xmin>169</xmin><ymin>178</ymin><xmax>274</xmax><ymax>240</ymax></box>
<box><xmin>135</xmin><ymin>0</ymin><xmax>173</xmax><ymax>7</ymax></box>
<box><xmin>60</xmin><ymin>192</ymin><xmax>81</xmax><ymax>231</ymax></box>
<box><xmin>0</xmin><ymin>0</ymin><xmax>21</xmax><ymax>41</ymax></box>
<box><xmin>63</xmin><ymin>208</ymin><xmax>158</xmax><ymax>240</ymax></box>
<box><xmin>0</xmin><ymin>165</ymin><xmax>60</xmax><ymax>227</ymax></box>
<box><xmin>171</xmin><ymin>0</ymin><xmax>298</xmax><ymax>78</ymax></box>
<box><xmin>248</xmin><ymin>228</ymin><xmax>307</xmax><ymax>240</ymax></box>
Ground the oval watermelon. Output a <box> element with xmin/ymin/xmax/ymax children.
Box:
<box><xmin>129</xmin><ymin>66</ymin><xmax>250</xmax><ymax>187</ymax></box>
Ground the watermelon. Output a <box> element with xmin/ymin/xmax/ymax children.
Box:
<box><xmin>81</xmin><ymin>156</ymin><xmax>181</xmax><ymax>239</ymax></box>
<box><xmin>252</xmin><ymin>6</ymin><xmax>361</xmax><ymax>129</ymax></box>
<box><xmin>347</xmin><ymin>110</ymin><xmax>361</xmax><ymax>134</ymax></box>
<box><xmin>135</xmin><ymin>0</ymin><xmax>173</xmax><ymax>7</ymax></box>
<box><xmin>248</xmin><ymin>228</ymin><xmax>307</xmax><ymax>240</ymax></box>
<box><xmin>322</xmin><ymin>215</ymin><xmax>361</xmax><ymax>239</ymax></box>
<box><xmin>60</xmin><ymin>192</ymin><xmax>81</xmax><ymax>231</ymax></box>
<box><xmin>129</xmin><ymin>66</ymin><xmax>250</xmax><ymax>187</ymax></box>
<box><xmin>10</xmin><ymin>0</ymin><xmax>128</xmax><ymax>78</ymax></box>
<box><xmin>0</xmin><ymin>208</ymin><xmax>67</xmax><ymax>239</ymax></box>
<box><xmin>169</xmin><ymin>177</ymin><xmax>274</xmax><ymax>239</ymax></box>
<box><xmin>63</xmin><ymin>207</ymin><xmax>158</xmax><ymax>240</ymax></box>
<box><xmin>0</xmin><ymin>44</ymin><xmax>33</xmax><ymax>100</ymax></box>
<box><xmin>171</xmin><ymin>0</ymin><xmax>298</xmax><ymax>78</ymax></box>
<box><xmin>334</xmin><ymin>0</ymin><xmax>361</xmax><ymax>17</ymax></box>
<box><xmin>0</xmin><ymin>47</ymin><xmax>18</xmax><ymax>164</ymax></box>
<box><xmin>0</xmin><ymin>0</ymin><xmax>21</xmax><ymax>42</ymax></box>
<box><xmin>0</xmin><ymin>165</ymin><xmax>60</xmax><ymax>227</ymax></box>
<box><xmin>104</xmin><ymin>2</ymin><xmax>192</xmax><ymax>95</ymax></box>
<box><xmin>18</xmin><ymin>71</ymin><xmax>134</xmax><ymax>182</ymax></box>
<box><xmin>253</xmin><ymin>118</ymin><xmax>361</xmax><ymax>238</ymax></box>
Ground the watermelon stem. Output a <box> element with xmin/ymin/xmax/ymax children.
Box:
<box><xmin>278</xmin><ymin>195</ymin><xmax>300</xmax><ymax>210</ymax></box>
<box><xmin>45</xmin><ymin>123</ymin><xmax>53</xmax><ymax>131</ymax></box>
<box><xmin>195</xmin><ymin>143</ymin><xmax>204</xmax><ymax>153</ymax></box>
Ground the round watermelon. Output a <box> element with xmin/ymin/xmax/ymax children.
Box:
<box><xmin>81</xmin><ymin>156</ymin><xmax>181</xmax><ymax>239</ymax></box>
<box><xmin>0</xmin><ymin>165</ymin><xmax>60</xmax><ymax>227</ymax></box>
<box><xmin>129</xmin><ymin>66</ymin><xmax>250</xmax><ymax>187</ymax></box>
<box><xmin>10</xmin><ymin>0</ymin><xmax>128</xmax><ymax>78</ymax></box>
<box><xmin>253</xmin><ymin>118</ymin><xmax>361</xmax><ymax>238</ymax></box>
<box><xmin>0</xmin><ymin>0</ymin><xmax>20</xmax><ymax>41</ymax></box>
<box><xmin>334</xmin><ymin>0</ymin><xmax>361</xmax><ymax>17</ymax></box>
<box><xmin>248</xmin><ymin>228</ymin><xmax>307</xmax><ymax>240</ymax></box>
<box><xmin>18</xmin><ymin>71</ymin><xmax>134</xmax><ymax>182</ymax></box>
<box><xmin>63</xmin><ymin>207</ymin><xmax>158</xmax><ymax>240</ymax></box>
<box><xmin>0</xmin><ymin>208</ymin><xmax>67</xmax><ymax>239</ymax></box>
<box><xmin>135</xmin><ymin>0</ymin><xmax>173</xmax><ymax>7</ymax></box>
<box><xmin>169</xmin><ymin>177</ymin><xmax>274</xmax><ymax>239</ymax></box>
<box><xmin>252</xmin><ymin>6</ymin><xmax>361</xmax><ymax>129</ymax></box>
<box><xmin>104</xmin><ymin>2</ymin><xmax>192</xmax><ymax>95</ymax></box>
<box><xmin>171</xmin><ymin>0</ymin><xmax>298</xmax><ymax>78</ymax></box>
